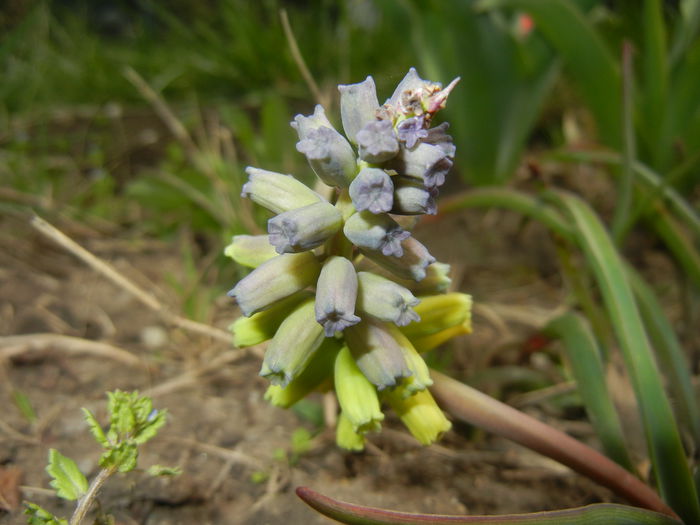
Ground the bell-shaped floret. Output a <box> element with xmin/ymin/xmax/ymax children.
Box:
<box><xmin>358</xmin><ymin>236</ymin><xmax>436</xmax><ymax>282</ymax></box>
<box><xmin>265</xmin><ymin>337</ymin><xmax>341</xmax><ymax>408</ymax></box>
<box><xmin>334</xmin><ymin>345</ymin><xmax>384</xmax><ymax>433</ymax></box>
<box><xmin>242</xmin><ymin>167</ymin><xmax>322</xmax><ymax>214</ymax></box>
<box><xmin>348</xmin><ymin>168</ymin><xmax>394</xmax><ymax>214</ymax></box>
<box><xmin>356</xmin><ymin>120</ymin><xmax>399</xmax><ymax>163</ymax></box>
<box><xmin>268</xmin><ymin>201</ymin><xmax>342</xmax><ymax>254</ymax></box>
<box><xmin>391</xmin><ymin>177</ymin><xmax>438</xmax><ymax>215</ymax></box>
<box><xmin>396</xmin><ymin>116</ymin><xmax>429</xmax><ymax>149</ymax></box>
<box><xmin>315</xmin><ymin>256</ymin><xmax>361</xmax><ymax>336</ymax></box>
<box><xmin>384</xmin><ymin>386</ymin><xmax>451</xmax><ymax>445</ymax></box>
<box><xmin>228</xmin><ymin>252</ymin><xmax>321</xmax><ymax>316</ymax></box>
<box><xmin>224</xmin><ymin>234</ymin><xmax>278</xmax><ymax>268</ymax></box>
<box><xmin>338</xmin><ymin>76</ymin><xmax>380</xmax><ymax>144</ymax></box>
<box><xmin>387</xmin><ymin>325</ymin><xmax>433</xmax><ymax>397</ymax></box>
<box><xmin>386</xmin><ymin>68</ymin><xmax>436</xmax><ymax>112</ymax></box>
<box><xmin>343</xmin><ymin>211</ymin><xmax>410</xmax><ymax>257</ymax></box>
<box><xmin>344</xmin><ymin>319</ymin><xmax>411</xmax><ymax>391</ymax></box>
<box><xmin>390</xmin><ymin>142</ymin><xmax>453</xmax><ymax>189</ymax></box>
<box><xmin>293</xmin><ymin>105</ymin><xmax>357</xmax><ymax>188</ymax></box>
<box><xmin>260</xmin><ymin>298</ymin><xmax>325</xmax><ymax>387</ymax></box>
<box><xmin>356</xmin><ymin>271</ymin><xmax>420</xmax><ymax>327</ymax></box>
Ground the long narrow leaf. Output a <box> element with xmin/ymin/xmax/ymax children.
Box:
<box><xmin>558</xmin><ymin>192</ymin><xmax>700</xmax><ymax>523</ymax></box>
<box><xmin>545</xmin><ymin>313</ymin><xmax>635</xmax><ymax>472</ymax></box>
<box><xmin>627</xmin><ymin>267</ymin><xmax>700</xmax><ymax>450</ymax></box>
<box><xmin>297</xmin><ymin>486</ymin><xmax>681</xmax><ymax>524</ymax></box>
<box><xmin>648</xmin><ymin>206</ymin><xmax>700</xmax><ymax>290</ymax></box>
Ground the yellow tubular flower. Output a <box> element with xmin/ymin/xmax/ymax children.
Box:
<box><xmin>384</xmin><ymin>386</ymin><xmax>452</xmax><ymax>445</ymax></box>
<box><xmin>334</xmin><ymin>345</ymin><xmax>384</xmax><ymax>433</ymax></box>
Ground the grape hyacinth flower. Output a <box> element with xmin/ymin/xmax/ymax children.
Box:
<box><xmin>225</xmin><ymin>68</ymin><xmax>472</xmax><ymax>449</ymax></box>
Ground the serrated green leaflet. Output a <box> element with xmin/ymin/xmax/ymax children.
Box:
<box><xmin>82</xmin><ymin>408</ymin><xmax>109</xmax><ymax>447</ymax></box>
<box><xmin>24</xmin><ymin>503</ymin><xmax>69</xmax><ymax>525</ymax></box>
<box><xmin>46</xmin><ymin>448</ymin><xmax>88</xmax><ymax>501</ymax></box>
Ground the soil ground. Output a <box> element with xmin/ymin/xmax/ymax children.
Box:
<box><xmin>0</xmin><ymin>197</ymin><xmax>637</xmax><ymax>525</ymax></box>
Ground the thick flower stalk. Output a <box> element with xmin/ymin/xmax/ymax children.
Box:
<box><xmin>226</xmin><ymin>68</ymin><xmax>471</xmax><ymax>449</ymax></box>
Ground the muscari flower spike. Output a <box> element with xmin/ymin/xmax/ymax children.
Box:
<box><xmin>226</xmin><ymin>68</ymin><xmax>470</xmax><ymax>449</ymax></box>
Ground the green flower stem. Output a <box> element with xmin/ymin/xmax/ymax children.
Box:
<box><xmin>438</xmin><ymin>188</ymin><xmax>574</xmax><ymax>241</ymax></box>
<box><xmin>429</xmin><ymin>370</ymin><xmax>677</xmax><ymax>519</ymax></box>
<box><xmin>70</xmin><ymin>465</ymin><xmax>117</xmax><ymax>525</ymax></box>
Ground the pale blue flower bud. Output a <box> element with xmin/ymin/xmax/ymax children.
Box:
<box><xmin>387</xmin><ymin>67</ymin><xmax>433</xmax><ymax>112</ymax></box>
<box><xmin>397</xmin><ymin>116</ymin><xmax>428</xmax><ymax>149</ymax></box>
<box><xmin>391</xmin><ymin>177</ymin><xmax>438</xmax><ymax>215</ymax></box>
<box><xmin>391</xmin><ymin>142</ymin><xmax>452</xmax><ymax>188</ymax></box>
<box><xmin>228</xmin><ymin>252</ymin><xmax>321</xmax><ymax>316</ymax></box>
<box><xmin>242</xmin><ymin>167</ymin><xmax>322</xmax><ymax>214</ymax></box>
<box><xmin>356</xmin><ymin>120</ymin><xmax>399</xmax><ymax>163</ymax></box>
<box><xmin>223</xmin><ymin>234</ymin><xmax>278</xmax><ymax>268</ymax></box>
<box><xmin>260</xmin><ymin>298</ymin><xmax>325</xmax><ymax>387</ymax></box>
<box><xmin>315</xmin><ymin>256</ymin><xmax>361</xmax><ymax>336</ymax></box>
<box><xmin>338</xmin><ymin>76</ymin><xmax>380</xmax><ymax>144</ymax></box>
<box><xmin>291</xmin><ymin>104</ymin><xmax>333</xmax><ymax>136</ymax></box>
<box><xmin>348</xmin><ymin>168</ymin><xmax>394</xmax><ymax>214</ymax></box>
<box><xmin>343</xmin><ymin>211</ymin><xmax>410</xmax><ymax>257</ymax></box>
<box><xmin>344</xmin><ymin>320</ymin><xmax>411</xmax><ymax>390</ymax></box>
<box><xmin>268</xmin><ymin>201</ymin><xmax>342</xmax><ymax>254</ymax></box>
<box><xmin>293</xmin><ymin>106</ymin><xmax>357</xmax><ymax>187</ymax></box>
<box><xmin>359</xmin><ymin>236</ymin><xmax>436</xmax><ymax>282</ymax></box>
<box><xmin>356</xmin><ymin>271</ymin><xmax>420</xmax><ymax>326</ymax></box>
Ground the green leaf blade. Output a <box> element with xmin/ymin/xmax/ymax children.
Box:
<box><xmin>545</xmin><ymin>313</ymin><xmax>634</xmax><ymax>472</ymax></box>
<box><xmin>82</xmin><ymin>408</ymin><xmax>109</xmax><ymax>448</ymax></box>
<box><xmin>46</xmin><ymin>449</ymin><xmax>88</xmax><ymax>501</ymax></box>
<box><xmin>560</xmin><ymin>193</ymin><xmax>700</xmax><ymax>523</ymax></box>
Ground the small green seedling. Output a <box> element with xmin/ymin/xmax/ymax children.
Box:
<box><xmin>25</xmin><ymin>390</ymin><xmax>179</xmax><ymax>525</ymax></box>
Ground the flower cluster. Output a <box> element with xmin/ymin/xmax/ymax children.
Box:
<box><xmin>225</xmin><ymin>68</ymin><xmax>471</xmax><ymax>450</ymax></box>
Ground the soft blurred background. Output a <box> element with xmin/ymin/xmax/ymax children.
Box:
<box><xmin>1</xmin><ymin>1</ymin><xmax>699</xmax><ymax>523</ymax></box>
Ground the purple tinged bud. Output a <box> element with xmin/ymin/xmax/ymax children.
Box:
<box><xmin>338</xmin><ymin>76</ymin><xmax>380</xmax><ymax>144</ymax></box>
<box><xmin>424</xmin><ymin>122</ymin><xmax>456</xmax><ymax>158</ymax></box>
<box><xmin>344</xmin><ymin>319</ymin><xmax>412</xmax><ymax>390</ymax></box>
<box><xmin>349</xmin><ymin>168</ymin><xmax>394</xmax><ymax>214</ymax></box>
<box><xmin>343</xmin><ymin>211</ymin><xmax>410</xmax><ymax>257</ymax></box>
<box><xmin>260</xmin><ymin>298</ymin><xmax>325</xmax><ymax>387</ymax></box>
<box><xmin>268</xmin><ymin>201</ymin><xmax>342</xmax><ymax>254</ymax></box>
<box><xmin>391</xmin><ymin>177</ymin><xmax>438</xmax><ymax>215</ymax></box>
<box><xmin>397</xmin><ymin>116</ymin><xmax>429</xmax><ymax>149</ymax></box>
<box><xmin>390</xmin><ymin>142</ymin><xmax>452</xmax><ymax>189</ymax></box>
<box><xmin>228</xmin><ymin>252</ymin><xmax>321</xmax><ymax>316</ymax></box>
<box><xmin>242</xmin><ymin>167</ymin><xmax>322</xmax><ymax>214</ymax></box>
<box><xmin>356</xmin><ymin>271</ymin><xmax>420</xmax><ymax>327</ymax></box>
<box><xmin>315</xmin><ymin>256</ymin><xmax>361</xmax><ymax>336</ymax></box>
<box><xmin>358</xmin><ymin>236</ymin><xmax>436</xmax><ymax>282</ymax></box>
<box><xmin>356</xmin><ymin>120</ymin><xmax>399</xmax><ymax>163</ymax></box>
